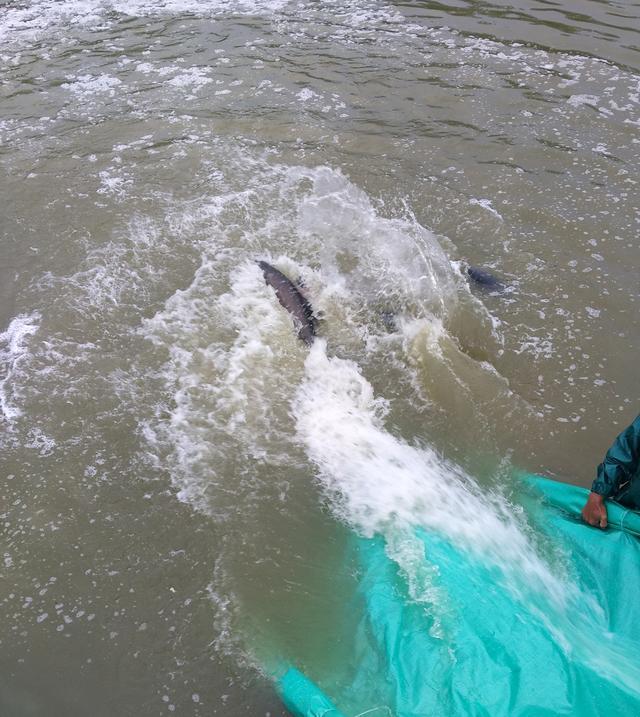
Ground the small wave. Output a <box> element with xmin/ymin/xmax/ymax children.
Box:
<box><xmin>0</xmin><ymin>0</ymin><xmax>290</xmax><ymax>46</ymax></box>
<box><xmin>0</xmin><ymin>312</ymin><xmax>40</xmax><ymax>421</ymax></box>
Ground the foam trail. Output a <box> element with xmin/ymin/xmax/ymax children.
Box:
<box><xmin>0</xmin><ymin>313</ymin><xmax>40</xmax><ymax>421</ymax></box>
<box><xmin>293</xmin><ymin>342</ymin><xmax>564</xmax><ymax>596</ymax></box>
<box><xmin>142</xmin><ymin>259</ymin><xmax>311</xmax><ymax>513</ymax></box>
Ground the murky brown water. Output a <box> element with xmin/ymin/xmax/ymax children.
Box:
<box><xmin>1</xmin><ymin>0</ymin><xmax>639</xmax><ymax>714</ymax></box>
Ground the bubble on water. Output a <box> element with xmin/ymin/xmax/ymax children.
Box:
<box><xmin>61</xmin><ymin>73</ymin><xmax>123</xmax><ymax>98</ymax></box>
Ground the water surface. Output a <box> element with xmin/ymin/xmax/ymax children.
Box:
<box><xmin>1</xmin><ymin>0</ymin><xmax>639</xmax><ymax>714</ymax></box>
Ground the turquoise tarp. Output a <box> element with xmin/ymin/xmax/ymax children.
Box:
<box><xmin>276</xmin><ymin>475</ymin><xmax>640</xmax><ymax>716</ymax></box>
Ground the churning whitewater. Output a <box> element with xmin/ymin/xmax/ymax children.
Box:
<box><xmin>1</xmin><ymin>0</ymin><xmax>639</xmax><ymax>713</ymax></box>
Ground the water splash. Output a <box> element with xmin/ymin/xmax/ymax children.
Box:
<box><xmin>293</xmin><ymin>341</ymin><xmax>640</xmax><ymax>696</ymax></box>
<box><xmin>0</xmin><ymin>312</ymin><xmax>40</xmax><ymax>421</ymax></box>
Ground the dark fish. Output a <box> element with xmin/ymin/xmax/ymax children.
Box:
<box><xmin>467</xmin><ymin>266</ymin><xmax>503</xmax><ymax>292</ymax></box>
<box><xmin>257</xmin><ymin>260</ymin><xmax>317</xmax><ymax>345</ymax></box>
<box><xmin>379</xmin><ymin>310</ymin><xmax>397</xmax><ymax>332</ymax></box>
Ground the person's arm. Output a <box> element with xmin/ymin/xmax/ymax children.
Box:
<box><xmin>592</xmin><ymin>415</ymin><xmax>640</xmax><ymax>498</ymax></box>
<box><xmin>581</xmin><ymin>414</ymin><xmax>640</xmax><ymax>529</ymax></box>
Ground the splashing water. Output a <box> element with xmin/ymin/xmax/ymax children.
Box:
<box><xmin>293</xmin><ymin>341</ymin><xmax>640</xmax><ymax>696</ymax></box>
<box><xmin>0</xmin><ymin>312</ymin><xmax>40</xmax><ymax>422</ymax></box>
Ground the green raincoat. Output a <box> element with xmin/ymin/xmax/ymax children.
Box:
<box><xmin>592</xmin><ymin>414</ymin><xmax>640</xmax><ymax>507</ymax></box>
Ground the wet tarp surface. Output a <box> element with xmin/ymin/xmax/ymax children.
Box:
<box><xmin>277</xmin><ymin>476</ymin><xmax>640</xmax><ymax>717</ymax></box>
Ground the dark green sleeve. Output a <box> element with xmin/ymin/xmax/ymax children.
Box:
<box><xmin>592</xmin><ymin>414</ymin><xmax>640</xmax><ymax>498</ymax></box>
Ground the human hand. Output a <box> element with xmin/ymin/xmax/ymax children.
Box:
<box><xmin>581</xmin><ymin>492</ymin><xmax>608</xmax><ymax>529</ymax></box>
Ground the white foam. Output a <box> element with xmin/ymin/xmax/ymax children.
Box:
<box><xmin>568</xmin><ymin>94</ymin><xmax>600</xmax><ymax>108</ymax></box>
<box><xmin>167</xmin><ymin>67</ymin><xmax>213</xmax><ymax>93</ymax></box>
<box><xmin>97</xmin><ymin>169</ymin><xmax>133</xmax><ymax>199</ymax></box>
<box><xmin>0</xmin><ymin>0</ymin><xmax>290</xmax><ymax>46</ymax></box>
<box><xmin>137</xmin><ymin>160</ymin><xmax>480</xmax><ymax>523</ymax></box>
<box><xmin>296</xmin><ymin>87</ymin><xmax>320</xmax><ymax>102</ymax></box>
<box><xmin>470</xmin><ymin>197</ymin><xmax>503</xmax><ymax>221</ymax></box>
<box><xmin>514</xmin><ymin>334</ymin><xmax>554</xmax><ymax>360</ymax></box>
<box><xmin>36</xmin><ymin>214</ymin><xmax>173</xmax><ymax>316</ymax></box>
<box><xmin>294</xmin><ymin>342</ymin><xmax>563</xmax><ymax>596</ymax></box>
<box><xmin>143</xmin><ymin>258</ymin><xmax>309</xmax><ymax>512</ymax></box>
<box><xmin>0</xmin><ymin>313</ymin><xmax>40</xmax><ymax>421</ymax></box>
<box><xmin>24</xmin><ymin>427</ymin><xmax>57</xmax><ymax>455</ymax></box>
<box><xmin>61</xmin><ymin>73</ymin><xmax>123</xmax><ymax>98</ymax></box>
<box><xmin>296</xmin><ymin>166</ymin><xmax>458</xmax><ymax>320</ymax></box>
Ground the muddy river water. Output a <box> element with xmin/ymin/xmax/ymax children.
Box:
<box><xmin>1</xmin><ymin>0</ymin><xmax>639</xmax><ymax>714</ymax></box>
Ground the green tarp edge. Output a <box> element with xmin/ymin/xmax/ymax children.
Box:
<box><xmin>275</xmin><ymin>475</ymin><xmax>640</xmax><ymax>716</ymax></box>
<box><xmin>521</xmin><ymin>473</ymin><xmax>640</xmax><ymax>536</ymax></box>
<box><xmin>277</xmin><ymin>667</ymin><xmax>347</xmax><ymax>717</ymax></box>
